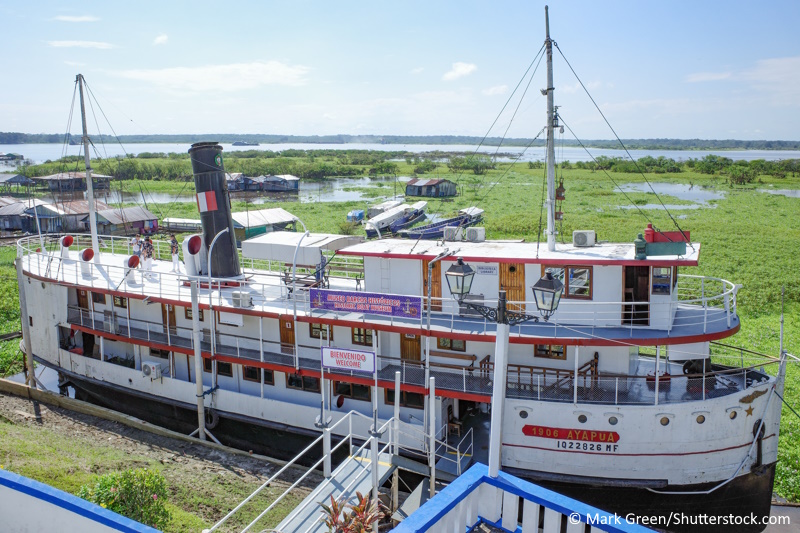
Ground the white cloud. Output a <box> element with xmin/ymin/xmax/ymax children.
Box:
<box><xmin>153</xmin><ymin>34</ymin><xmax>168</xmax><ymax>46</ymax></box>
<box><xmin>442</xmin><ymin>62</ymin><xmax>477</xmax><ymax>81</ymax></box>
<box><xmin>410</xmin><ymin>67</ymin><xmax>424</xmax><ymax>75</ymax></box>
<box><xmin>116</xmin><ymin>61</ymin><xmax>310</xmax><ymax>92</ymax></box>
<box><xmin>48</xmin><ymin>40</ymin><xmax>113</xmax><ymax>49</ymax></box>
<box><xmin>741</xmin><ymin>56</ymin><xmax>800</xmax><ymax>105</ymax></box>
<box><xmin>685</xmin><ymin>72</ymin><xmax>731</xmax><ymax>83</ymax></box>
<box><xmin>64</xmin><ymin>60</ymin><xmax>85</xmax><ymax>67</ymax></box>
<box><xmin>54</xmin><ymin>15</ymin><xmax>99</xmax><ymax>22</ymax></box>
<box><xmin>482</xmin><ymin>85</ymin><xmax>507</xmax><ymax>96</ymax></box>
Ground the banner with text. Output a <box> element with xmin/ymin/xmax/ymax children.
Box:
<box><xmin>321</xmin><ymin>347</ymin><xmax>375</xmax><ymax>373</ymax></box>
<box><xmin>310</xmin><ymin>289</ymin><xmax>422</xmax><ymax>319</ymax></box>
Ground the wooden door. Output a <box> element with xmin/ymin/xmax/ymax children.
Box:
<box><xmin>77</xmin><ymin>289</ymin><xmax>89</xmax><ymax>310</ymax></box>
<box><xmin>422</xmin><ymin>260</ymin><xmax>442</xmax><ymax>312</ymax></box>
<box><xmin>161</xmin><ymin>303</ymin><xmax>176</xmax><ymax>334</ymax></box>
<box><xmin>499</xmin><ymin>262</ymin><xmax>526</xmax><ymax>312</ymax></box>
<box><xmin>401</xmin><ymin>334</ymin><xmax>421</xmax><ymax>362</ymax></box>
<box><xmin>280</xmin><ymin>316</ymin><xmax>295</xmax><ymax>355</ymax></box>
<box><xmin>623</xmin><ymin>266</ymin><xmax>650</xmax><ymax>326</ymax></box>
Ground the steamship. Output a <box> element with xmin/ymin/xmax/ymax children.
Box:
<box><xmin>17</xmin><ymin>32</ymin><xmax>789</xmax><ymax>533</ymax></box>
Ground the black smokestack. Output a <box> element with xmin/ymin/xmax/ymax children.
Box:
<box><xmin>188</xmin><ymin>142</ymin><xmax>241</xmax><ymax>278</ymax></box>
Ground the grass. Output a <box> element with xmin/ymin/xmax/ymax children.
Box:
<box><xmin>0</xmin><ymin>409</ymin><xmax>305</xmax><ymax>532</ymax></box>
<box><xmin>2</xmin><ymin>157</ymin><xmax>799</xmax><ymax>501</ymax></box>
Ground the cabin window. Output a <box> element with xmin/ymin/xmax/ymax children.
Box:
<box><xmin>534</xmin><ymin>344</ymin><xmax>566</xmax><ymax>360</ymax></box>
<box><xmin>385</xmin><ymin>389</ymin><xmax>425</xmax><ymax>409</ymax></box>
<box><xmin>91</xmin><ymin>292</ymin><xmax>106</xmax><ymax>305</ymax></box>
<box><xmin>334</xmin><ymin>381</ymin><xmax>371</xmax><ymax>402</ymax></box>
<box><xmin>351</xmin><ymin>328</ymin><xmax>373</xmax><ymax>346</ymax></box>
<box><xmin>150</xmin><ymin>348</ymin><xmax>170</xmax><ymax>359</ymax></box>
<box><xmin>243</xmin><ymin>366</ymin><xmax>274</xmax><ymax>385</ymax></box>
<box><xmin>652</xmin><ymin>267</ymin><xmax>672</xmax><ymax>295</ymax></box>
<box><xmin>203</xmin><ymin>358</ymin><xmax>233</xmax><ymax>377</ymax></box>
<box><xmin>185</xmin><ymin>307</ymin><xmax>204</xmax><ymax>321</ymax></box>
<box><xmin>310</xmin><ymin>323</ymin><xmax>333</xmax><ymax>341</ymax></box>
<box><xmin>542</xmin><ymin>266</ymin><xmax>593</xmax><ymax>299</ymax></box>
<box><xmin>436</xmin><ymin>338</ymin><xmax>466</xmax><ymax>352</ymax></box>
<box><xmin>113</xmin><ymin>296</ymin><xmax>127</xmax><ymax>308</ymax></box>
<box><xmin>286</xmin><ymin>373</ymin><xmax>320</xmax><ymax>392</ymax></box>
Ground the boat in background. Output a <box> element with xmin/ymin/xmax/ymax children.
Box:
<box><xmin>388</xmin><ymin>201</ymin><xmax>427</xmax><ymax>234</ymax></box>
<box><xmin>365</xmin><ymin>203</ymin><xmax>413</xmax><ymax>238</ymax></box>
<box><xmin>232</xmin><ymin>141</ymin><xmax>259</xmax><ymax>146</ymax></box>
<box><xmin>397</xmin><ymin>206</ymin><xmax>483</xmax><ymax>240</ymax></box>
<box><xmin>366</xmin><ymin>199</ymin><xmax>402</xmax><ymax>219</ymax></box>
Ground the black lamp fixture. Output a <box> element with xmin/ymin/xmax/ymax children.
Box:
<box><xmin>531</xmin><ymin>271</ymin><xmax>564</xmax><ymax>321</ymax></box>
<box><xmin>444</xmin><ymin>257</ymin><xmax>563</xmax><ymax>324</ymax></box>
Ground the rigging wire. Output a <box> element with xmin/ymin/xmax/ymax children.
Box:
<box><xmin>559</xmin><ymin>116</ymin><xmax>657</xmax><ymax>226</ymax></box>
<box><xmin>476</xmin><ymin>127</ymin><xmax>546</xmax><ymax>206</ymax></box>
<box><xmin>553</xmin><ymin>42</ymin><xmax>692</xmax><ymax>247</ymax></box>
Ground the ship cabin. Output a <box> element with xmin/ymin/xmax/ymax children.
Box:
<box><xmin>17</xmin><ymin>222</ymin><xmax>765</xmax><ymax>443</ymax></box>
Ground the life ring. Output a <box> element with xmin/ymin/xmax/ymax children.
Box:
<box><xmin>205</xmin><ymin>408</ymin><xmax>219</xmax><ymax>429</ymax></box>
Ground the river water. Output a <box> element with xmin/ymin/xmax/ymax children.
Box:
<box><xmin>3</xmin><ymin>142</ymin><xmax>800</xmax><ymax>166</ymax></box>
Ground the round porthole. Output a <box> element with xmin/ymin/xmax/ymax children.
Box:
<box><xmin>578</xmin><ymin>414</ymin><xmax>587</xmax><ymax>424</ymax></box>
<box><xmin>730</xmin><ymin>411</ymin><xmax>737</xmax><ymax>420</ymax></box>
<box><xmin>660</xmin><ymin>417</ymin><xmax>670</xmax><ymax>426</ymax></box>
<box><xmin>519</xmin><ymin>410</ymin><xmax>529</xmax><ymax>419</ymax></box>
<box><xmin>608</xmin><ymin>416</ymin><xmax>618</xmax><ymax>425</ymax></box>
<box><xmin>509</xmin><ymin>265</ymin><xmax>516</xmax><ymax>273</ymax></box>
<box><xmin>696</xmin><ymin>415</ymin><xmax>705</xmax><ymax>424</ymax></box>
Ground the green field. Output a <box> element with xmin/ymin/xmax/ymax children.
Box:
<box><xmin>3</xmin><ymin>153</ymin><xmax>800</xmax><ymax>501</ymax></box>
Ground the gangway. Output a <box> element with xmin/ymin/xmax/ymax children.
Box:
<box><xmin>206</xmin><ymin>376</ymin><xmax>474</xmax><ymax>533</ymax></box>
<box><xmin>276</xmin><ymin>447</ymin><xmax>396</xmax><ymax>533</ymax></box>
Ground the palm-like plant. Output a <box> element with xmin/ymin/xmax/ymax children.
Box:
<box><xmin>320</xmin><ymin>491</ymin><xmax>385</xmax><ymax>533</ymax></box>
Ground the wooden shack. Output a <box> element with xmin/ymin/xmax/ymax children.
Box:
<box><xmin>405</xmin><ymin>178</ymin><xmax>457</xmax><ymax>198</ymax></box>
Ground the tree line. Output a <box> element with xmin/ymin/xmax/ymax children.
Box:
<box><xmin>4</xmin><ymin>131</ymin><xmax>800</xmax><ymax>150</ymax></box>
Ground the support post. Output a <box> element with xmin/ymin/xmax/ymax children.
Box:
<box><xmin>429</xmin><ymin>376</ymin><xmax>436</xmax><ymax>499</ymax></box>
<box><xmin>394</xmin><ymin>371</ymin><xmax>401</xmax><ymax>455</ymax></box>
<box><xmin>190</xmin><ymin>281</ymin><xmax>206</xmax><ymax>441</ymax></box>
<box><xmin>488</xmin><ymin>293</ymin><xmax>511</xmax><ymax>478</ymax></box>
<box><xmin>16</xmin><ymin>258</ymin><xmax>35</xmax><ymax>389</ymax></box>
<box><xmin>655</xmin><ymin>345</ymin><xmax>660</xmax><ymax>406</ymax></box>
<box><xmin>573</xmin><ymin>345</ymin><xmax>579</xmax><ymax>404</ymax></box>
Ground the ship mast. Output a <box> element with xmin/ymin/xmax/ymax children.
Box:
<box><xmin>77</xmin><ymin>74</ymin><xmax>100</xmax><ymax>261</ymax></box>
<box><xmin>544</xmin><ymin>6</ymin><xmax>557</xmax><ymax>252</ymax></box>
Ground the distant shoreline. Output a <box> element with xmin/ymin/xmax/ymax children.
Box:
<box><xmin>2</xmin><ymin>133</ymin><xmax>800</xmax><ymax>151</ymax></box>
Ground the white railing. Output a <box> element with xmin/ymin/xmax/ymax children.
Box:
<box><xmin>20</xmin><ymin>233</ymin><xmax>740</xmax><ymax>338</ymax></box>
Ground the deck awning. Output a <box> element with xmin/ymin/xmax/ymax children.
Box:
<box><xmin>241</xmin><ymin>232</ymin><xmax>364</xmax><ymax>264</ymax></box>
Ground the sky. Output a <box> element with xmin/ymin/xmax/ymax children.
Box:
<box><xmin>1</xmin><ymin>0</ymin><xmax>799</xmax><ymax>140</ymax></box>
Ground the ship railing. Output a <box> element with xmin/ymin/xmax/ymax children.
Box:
<box><xmin>63</xmin><ymin>303</ymin><xmax>779</xmax><ymax>406</ymax></box>
<box><xmin>19</xmin><ymin>235</ymin><xmax>738</xmax><ymax>335</ymax></box>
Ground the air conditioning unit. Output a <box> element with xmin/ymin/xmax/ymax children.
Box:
<box><xmin>142</xmin><ymin>361</ymin><xmax>162</xmax><ymax>379</ymax></box>
<box><xmin>572</xmin><ymin>230</ymin><xmax>596</xmax><ymax>247</ymax></box>
<box><xmin>232</xmin><ymin>290</ymin><xmax>253</xmax><ymax>308</ymax></box>
<box><xmin>443</xmin><ymin>226</ymin><xmax>462</xmax><ymax>241</ymax></box>
<box><xmin>465</xmin><ymin>227</ymin><xmax>486</xmax><ymax>243</ymax></box>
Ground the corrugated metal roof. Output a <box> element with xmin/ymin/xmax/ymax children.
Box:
<box><xmin>231</xmin><ymin>207</ymin><xmax>298</xmax><ymax>229</ymax></box>
<box><xmin>0</xmin><ymin>198</ymin><xmax>47</xmax><ymax>216</ymax></box>
<box><xmin>0</xmin><ymin>196</ymin><xmax>19</xmax><ymax>207</ymax></box>
<box><xmin>92</xmin><ymin>206</ymin><xmax>158</xmax><ymax>225</ymax></box>
<box><xmin>33</xmin><ymin>171</ymin><xmax>112</xmax><ymax>181</ymax></box>
<box><xmin>60</xmin><ymin>200</ymin><xmax>111</xmax><ymax>215</ymax></box>
<box><xmin>270</xmin><ymin>174</ymin><xmax>300</xmax><ymax>181</ymax></box>
<box><xmin>406</xmin><ymin>178</ymin><xmax>448</xmax><ymax>187</ymax></box>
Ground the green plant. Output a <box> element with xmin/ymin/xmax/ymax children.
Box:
<box><xmin>320</xmin><ymin>491</ymin><xmax>385</xmax><ymax>533</ymax></box>
<box><xmin>78</xmin><ymin>468</ymin><xmax>170</xmax><ymax>529</ymax></box>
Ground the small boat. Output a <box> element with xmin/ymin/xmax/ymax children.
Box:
<box><xmin>389</xmin><ymin>201</ymin><xmax>427</xmax><ymax>234</ymax></box>
<box><xmin>232</xmin><ymin>141</ymin><xmax>259</xmax><ymax>146</ymax></box>
<box><xmin>397</xmin><ymin>206</ymin><xmax>483</xmax><ymax>240</ymax></box>
<box><xmin>346</xmin><ymin>209</ymin><xmax>364</xmax><ymax>222</ymax></box>
<box><xmin>366</xmin><ymin>199</ymin><xmax>402</xmax><ymax>219</ymax></box>
<box><xmin>365</xmin><ymin>203</ymin><xmax>412</xmax><ymax>238</ymax></box>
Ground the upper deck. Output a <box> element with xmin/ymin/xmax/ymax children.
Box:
<box><xmin>18</xmin><ymin>233</ymin><xmax>738</xmax><ymax>346</ymax></box>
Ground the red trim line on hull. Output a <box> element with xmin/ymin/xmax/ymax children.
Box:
<box><xmin>503</xmin><ymin>433</ymin><xmax>775</xmax><ymax>457</ymax></box>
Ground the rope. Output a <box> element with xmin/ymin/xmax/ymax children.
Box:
<box><xmin>554</xmin><ymin>42</ymin><xmax>692</xmax><ymax>248</ymax></box>
<box><xmin>559</xmin><ymin>116</ymin><xmax>657</xmax><ymax>226</ymax></box>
